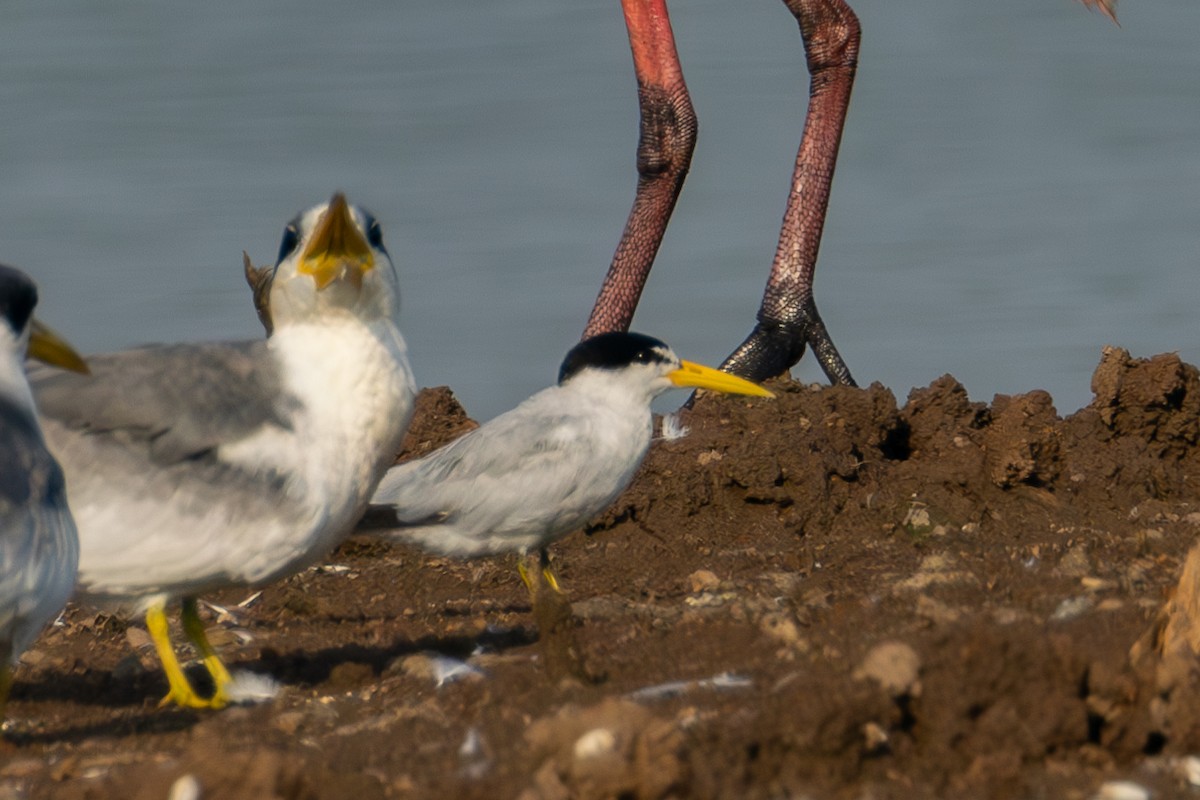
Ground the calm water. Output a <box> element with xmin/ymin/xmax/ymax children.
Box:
<box><xmin>2</xmin><ymin>0</ymin><xmax>1196</xmax><ymax>420</ymax></box>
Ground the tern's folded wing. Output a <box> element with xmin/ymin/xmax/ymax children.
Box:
<box><xmin>31</xmin><ymin>340</ymin><xmax>293</xmax><ymax>465</ymax></box>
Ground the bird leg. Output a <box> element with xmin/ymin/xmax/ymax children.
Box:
<box><xmin>180</xmin><ymin>597</ymin><xmax>233</xmax><ymax>708</ymax></box>
<box><xmin>517</xmin><ymin>548</ymin><xmax>563</xmax><ymax>597</ymax></box>
<box><xmin>145</xmin><ymin>600</ymin><xmax>225</xmax><ymax>710</ymax></box>
<box><xmin>517</xmin><ymin>551</ymin><xmax>597</xmax><ymax>683</ymax></box>
<box><xmin>585</xmin><ymin>0</ymin><xmax>856</xmax><ymax>386</ymax></box>
<box><xmin>721</xmin><ymin>0</ymin><xmax>859</xmax><ymax>385</ymax></box>
<box><xmin>582</xmin><ymin>0</ymin><xmax>697</xmax><ymax>339</ymax></box>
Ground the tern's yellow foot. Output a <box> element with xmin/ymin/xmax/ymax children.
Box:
<box><xmin>181</xmin><ymin>598</ymin><xmax>233</xmax><ymax>706</ymax></box>
<box><xmin>146</xmin><ymin>603</ymin><xmax>228</xmax><ymax>710</ymax></box>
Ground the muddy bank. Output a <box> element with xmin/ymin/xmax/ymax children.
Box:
<box><xmin>3</xmin><ymin>346</ymin><xmax>1200</xmax><ymax>799</ymax></box>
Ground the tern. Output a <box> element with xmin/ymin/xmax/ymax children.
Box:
<box><xmin>31</xmin><ymin>194</ymin><xmax>416</xmax><ymax>709</ymax></box>
<box><xmin>0</xmin><ymin>264</ymin><xmax>88</xmax><ymax>720</ymax></box>
<box><xmin>365</xmin><ymin>331</ymin><xmax>772</xmax><ymax>589</ymax></box>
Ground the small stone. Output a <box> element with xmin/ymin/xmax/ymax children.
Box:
<box><xmin>167</xmin><ymin>774</ymin><xmax>203</xmax><ymax>800</ymax></box>
<box><xmin>688</xmin><ymin>570</ymin><xmax>720</xmax><ymax>593</ymax></box>
<box><xmin>759</xmin><ymin>612</ymin><xmax>802</xmax><ymax>647</ymax></box>
<box><xmin>1057</xmin><ymin>545</ymin><xmax>1092</xmax><ymax>578</ymax></box>
<box><xmin>1092</xmin><ymin>781</ymin><xmax>1150</xmax><ymax>800</ymax></box>
<box><xmin>1181</xmin><ymin>755</ymin><xmax>1200</xmax><ymax>786</ymax></box>
<box><xmin>862</xmin><ymin>721</ymin><xmax>889</xmax><ymax>754</ymax></box>
<box><xmin>274</xmin><ymin>711</ymin><xmax>306</xmax><ymax>736</ymax></box>
<box><xmin>854</xmin><ymin>641</ymin><xmax>921</xmax><ymax>697</ymax></box>
<box><xmin>573</xmin><ymin>728</ymin><xmax>617</xmax><ymax>760</ymax></box>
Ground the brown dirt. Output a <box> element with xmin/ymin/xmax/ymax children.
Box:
<box><xmin>5</xmin><ymin>346</ymin><xmax>1200</xmax><ymax>799</ymax></box>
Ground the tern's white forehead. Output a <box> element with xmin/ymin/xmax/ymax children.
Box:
<box><xmin>273</xmin><ymin>197</ymin><xmax>390</xmax><ymax>271</ymax></box>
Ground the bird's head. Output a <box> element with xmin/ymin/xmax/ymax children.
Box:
<box><xmin>266</xmin><ymin>193</ymin><xmax>401</xmax><ymax>327</ymax></box>
<box><xmin>558</xmin><ymin>331</ymin><xmax>773</xmax><ymax>405</ymax></box>
<box><xmin>0</xmin><ymin>264</ymin><xmax>88</xmax><ymax>374</ymax></box>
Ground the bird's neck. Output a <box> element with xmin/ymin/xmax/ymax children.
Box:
<box><xmin>269</xmin><ymin>315</ymin><xmax>415</xmax><ymax>497</ymax></box>
<box><xmin>0</xmin><ymin>350</ymin><xmax>37</xmax><ymax>424</ymax></box>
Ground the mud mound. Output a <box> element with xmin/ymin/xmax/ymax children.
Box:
<box><xmin>4</xmin><ymin>348</ymin><xmax>1200</xmax><ymax>799</ymax></box>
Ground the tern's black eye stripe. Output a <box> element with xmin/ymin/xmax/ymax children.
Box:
<box><xmin>0</xmin><ymin>263</ymin><xmax>37</xmax><ymax>334</ymax></box>
<box><xmin>276</xmin><ymin>222</ymin><xmax>301</xmax><ymax>266</ymax></box>
<box><xmin>365</xmin><ymin>215</ymin><xmax>385</xmax><ymax>250</ymax></box>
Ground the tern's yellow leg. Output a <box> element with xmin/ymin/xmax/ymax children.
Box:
<box><xmin>145</xmin><ymin>601</ymin><xmax>222</xmax><ymax>710</ymax></box>
<box><xmin>180</xmin><ymin>597</ymin><xmax>232</xmax><ymax>708</ymax></box>
<box><xmin>518</xmin><ymin>549</ymin><xmax>563</xmax><ymax>596</ymax></box>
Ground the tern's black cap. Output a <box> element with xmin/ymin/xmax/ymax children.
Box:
<box><xmin>0</xmin><ymin>264</ymin><xmax>38</xmax><ymax>336</ymax></box>
<box><xmin>558</xmin><ymin>332</ymin><xmax>673</xmax><ymax>384</ymax></box>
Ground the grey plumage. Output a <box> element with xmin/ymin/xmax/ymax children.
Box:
<box><xmin>0</xmin><ymin>396</ymin><xmax>75</xmax><ymax>658</ymax></box>
<box><xmin>33</xmin><ymin>341</ymin><xmax>292</xmax><ymax>466</ymax></box>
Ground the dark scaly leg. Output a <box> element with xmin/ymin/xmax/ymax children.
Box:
<box><xmin>721</xmin><ymin>0</ymin><xmax>860</xmax><ymax>386</ymax></box>
<box><xmin>582</xmin><ymin>0</ymin><xmax>697</xmax><ymax>339</ymax></box>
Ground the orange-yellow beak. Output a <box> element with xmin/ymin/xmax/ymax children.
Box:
<box><xmin>28</xmin><ymin>318</ymin><xmax>89</xmax><ymax>374</ymax></box>
<box><xmin>297</xmin><ymin>192</ymin><xmax>374</xmax><ymax>290</ymax></box>
<box><xmin>668</xmin><ymin>360</ymin><xmax>774</xmax><ymax>397</ymax></box>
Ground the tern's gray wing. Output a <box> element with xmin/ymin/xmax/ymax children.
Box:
<box><xmin>0</xmin><ymin>396</ymin><xmax>57</xmax><ymax>511</ymax></box>
<box><xmin>372</xmin><ymin>407</ymin><xmax>571</xmax><ymax>508</ymax></box>
<box><xmin>0</xmin><ymin>394</ymin><xmax>77</xmax><ymax>656</ymax></box>
<box><xmin>31</xmin><ymin>340</ymin><xmax>294</xmax><ymax>465</ymax></box>
<box><xmin>367</xmin><ymin>397</ymin><xmax>616</xmax><ymax>536</ymax></box>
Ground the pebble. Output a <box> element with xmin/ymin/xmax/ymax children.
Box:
<box><xmin>1183</xmin><ymin>755</ymin><xmax>1200</xmax><ymax>786</ymax></box>
<box><xmin>1092</xmin><ymin>781</ymin><xmax>1150</xmax><ymax>800</ymax></box>
<box><xmin>688</xmin><ymin>570</ymin><xmax>720</xmax><ymax>593</ymax></box>
<box><xmin>855</xmin><ymin>641</ymin><xmax>922</xmax><ymax>697</ymax></box>
<box><xmin>759</xmin><ymin>612</ymin><xmax>803</xmax><ymax>647</ymax></box>
<box><xmin>573</xmin><ymin>728</ymin><xmax>617</xmax><ymax>760</ymax></box>
<box><xmin>167</xmin><ymin>774</ymin><xmax>203</xmax><ymax>800</ymax></box>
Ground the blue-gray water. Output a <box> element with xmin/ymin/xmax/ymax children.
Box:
<box><xmin>2</xmin><ymin>1</ymin><xmax>1196</xmax><ymax>421</ymax></box>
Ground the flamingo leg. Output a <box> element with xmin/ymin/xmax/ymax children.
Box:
<box><xmin>721</xmin><ymin>0</ymin><xmax>860</xmax><ymax>386</ymax></box>
<box><xmin>582</xmin><ymin>0</ymin><xmax>697</xmax><ymax>339</ymax></box>
<box><xmin>586</xmin><ymin>0</ymin><xmax>858</xmax><ymax>388</ymax></box>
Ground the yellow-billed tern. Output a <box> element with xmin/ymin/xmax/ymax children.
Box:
<box><xmin>0</xmin><ymin>264</ymin><xmax>88</xmax><ymax>719</ymax></box>
<box><xmin>366</xmin><ymin>331</ymin><xmax>772</xmax><ymax>588</ymax></box>
<box><xmin>31</xmin><ymin>194</ymin><xmax>416</xmax><ymax>709</ymax></box>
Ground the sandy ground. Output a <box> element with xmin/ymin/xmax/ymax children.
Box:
<box><xmin>4</xmin><ymin>346</ymin><xmax>1200</xmax><ymax>799</ymax></box>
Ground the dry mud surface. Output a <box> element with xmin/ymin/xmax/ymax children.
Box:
<box><xmin>5</xmin><ymin>346</ymin><xmax>1200</xmax><ymax>799</ymax></box>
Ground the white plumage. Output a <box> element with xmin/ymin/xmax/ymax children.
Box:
<box><xmin>31</xmin><ymin>194</ymin><xmax>416</xmax><ymax>708</ymax></box>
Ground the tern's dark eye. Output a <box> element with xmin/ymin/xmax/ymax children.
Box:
<box><xmin>632</xmin><ymin>349</ymin><xmax>654</xmax><ymax>364</ymax></box>
<box><xmin>366</xmin><ymin>217</ymin><xmax>385</xmax><ymax>250</ymax></box>
<box><xmin>276</xmin><ymin>223</ymin><xmax>300</xmax><ymax>265</ymax></box>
